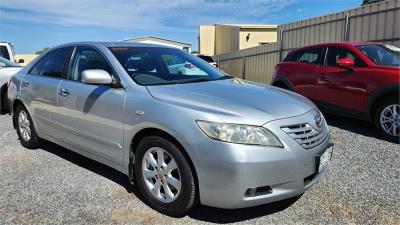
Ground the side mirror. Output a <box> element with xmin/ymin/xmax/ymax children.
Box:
<box><xmin>337</xmin><ymin>58</ymin><xmax>354</xmax><ymax>68</ymax></box>
<box><xmin>81</xmin><ymin>69</ymin><xmax>112</xmax><ymax>85</ymax></box>
<box><xmin>18</xmin><ymin>59</ymin><xmax>25</xmax><ymax>64</ymax></box>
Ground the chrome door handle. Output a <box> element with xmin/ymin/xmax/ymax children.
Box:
<box><xmin>21</xmin><ymin>81</ymin><xmax>31</xmax><ymax>87</ymax></box>
<box><xmin>58</xmin><ymin>88</ymin><xmax>70</xmax><ymax>97</ymax></box>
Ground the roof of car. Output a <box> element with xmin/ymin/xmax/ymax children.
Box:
<box><xmin>57</xmin><ymin>41</ymin><xmax>175</xmax><ymax>49</ymax></box>
<box><xmin>289</xmin><ymin>41</ymin><xmax>382</xmax><ymax>54</ymax></box>
<box><xmin>298</xmin><ymin>41</ymin><xmax>380</xmax><ymax>49</ymax></box>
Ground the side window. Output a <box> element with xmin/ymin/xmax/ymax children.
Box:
<box><xmin>326</xmin><ymin>47</ymin><xmax>366</xmax><ymax>67</ymax></box>
<box><xmin>30</xmin><ymin>47</ymin><xmax>72</xmax><ymax>78</ymax></box>
<box><xmin>283</xmin><ymin>52</ymin><xmax>298</xmax><ymax>62</ymax></box>
<box><xmin>0</xmin><ymin>46</ymin><xmax>11</xmax><ymax>60</ymax></box>
<box><xmin>297</xmin><ymin>48</ymin><xmax>323</xmax><ymax>65</ymax></box>
<box><xmin>70</xmin><ymin>46</ymin><xmax>113</xmax><ymax>81</ymax></box>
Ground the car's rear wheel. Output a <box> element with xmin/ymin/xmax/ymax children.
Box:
<box><xmin>134</xmin><ymin>135</ymin><xmax>196</xmax><ymax>216</ymax></box>
<box><xmin>374</xmin><ymin>97</ymin><xmax>400</xmax><ymax>143</ymax></box>
<box><xmin>15</xmin><ymin>105</ymin><xmax>41</xmax><ymax>149</ymax></box>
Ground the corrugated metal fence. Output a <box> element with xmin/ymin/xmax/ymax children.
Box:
<box><xmin>215</xmin><ymin>0</ymin><xmax>400</xmax><ymax>84</ymax></box>
<box><xmin>15</xmin><ymin>54</ymin><xmax>38</xmax><ymax>66</ymax></box>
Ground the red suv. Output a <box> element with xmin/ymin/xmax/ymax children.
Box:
<box><xmin>272</xmin><ymin>42</ymin><xmax>400</xmax><ymax>142</ymax></box>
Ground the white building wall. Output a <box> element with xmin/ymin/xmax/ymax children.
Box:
<box><xmin>130</xmin><ymin>40</ymin><xmax>191</xmax><ymax>52</ymax></box>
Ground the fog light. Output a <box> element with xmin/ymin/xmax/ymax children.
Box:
<box><xmin>244</xmin><ymin>186</ymin><xmax>272</xmax><ymax>198</ymax></box>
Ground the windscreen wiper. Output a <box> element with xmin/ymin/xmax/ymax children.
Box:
<box><xmin>218</xmin><ymin>75</ymin><xmax>234</xmax><ymax>80</ymax></box>
<box><xmin>175</xmin><ymin>78</ymin><xmax>212</xmax><ymax>84</ymax></box>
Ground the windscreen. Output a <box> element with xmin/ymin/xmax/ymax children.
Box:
<box><xmin>356</xmin><ymin>45</ymin><xmax>400</xmax><ymax>67</ymax></box>
<box><xmin>109</xmin><ymin>47</ymin><xmax>227</xmax><ymax>85</ymax></box>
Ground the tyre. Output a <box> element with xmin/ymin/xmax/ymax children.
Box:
<box><xmin>0</xmin><ymin>85</ymin><xmax>8</xmax><ymax>115</ymax></box>
<box><xmin>374</xmin><ymin>97</ymin><xmax>400</xmax><ymax>143</ymax></box>
<box><xmin>14</xmin><ymin>105</ymin><xmax>41</xmax><ymax>149</ymax></box>
<box><xmin>273</xmin><ymin>82</ymin><xmax>288</xmax><ymax>90</ymax></box>
<box><xmin>134</xmin><ymin>135</ymin><xmax>196</xmax><ymax>216</ymax></box>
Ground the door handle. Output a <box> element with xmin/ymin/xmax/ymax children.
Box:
<box><xmin>58</xmin><ymin>88</ymin><xmax>70</xmax><ymax>97</ymax></box>
<box><xmin>21</xmin><ymin>81</ymin><xmax>31</xmax><ymax>87</ymax></box>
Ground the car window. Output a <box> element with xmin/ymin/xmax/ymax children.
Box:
<box><xmin>326</xmin><ymin>46</ymin><xmax>366</xmax><ymax>67</ymax></box>
<box><xmin>283</xmin><ymin>52</ymin><xmax>298</xmax><ymax>62</ymax></box>
<box><xmin>70</xmin><ymin>46</ymin><xmax>113</xmax><ymax>81</ymax></box>
<box><xmin>297</xmin><ymin>48</ymin><xmax>323</xmax><ymax>65</ymax></box>
<box><xmin>30</xmin><ymin>47</ymin><xmax>72</xmax><ymax>78</ymax></box>
<box><xmin>197</xmin><ymin>55</ymin><xmax>215</xmax><ymax>63</ymax></box>
<box><xmin>286</xmin><ymin>48</ymin><xmax>323</xmax><ymax>65</ymax></box>
<box><xmin>110</xmin><ymin>47</ymin><xmax>225</xmax><ymax>86</ymax></box>
<box><xmin>162</xmin><ymin>54</ymin><xmax>208</xmax><ymax>76</ymax></box>
<box><xmin>356</xmin><ymin>45</ymin><xmax>400</xmax><ymax>67</ymax></box>
<box><xmin>0</xmin><ymin>46</ymin><xmax>11</xmax><ymax>60</ymax></box>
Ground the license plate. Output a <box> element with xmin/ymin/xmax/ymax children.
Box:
<box><xmin>318</xmin><ymin>146</ymin><xmax>333</xmax><ymax>172</ymax></box>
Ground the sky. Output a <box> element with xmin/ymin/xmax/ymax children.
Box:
<box><xmin>0</xmin><ymin>0</ymin><xmax>361</xmax><ymax>54</ymax></box>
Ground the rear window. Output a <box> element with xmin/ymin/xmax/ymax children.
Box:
<box><xmin>283</xmin><ymin>52</ymin><xmax>297</xmax><ymax>62</ymax></box>
<box><xmin>197</xmin><ymin>55</ymin><xmax>215</xmax><ymax>63</ymax></box>
<box><xmin>283</xmin><ymin>48</ymin><xmax>324</xmax><ymax>65</ymax></box>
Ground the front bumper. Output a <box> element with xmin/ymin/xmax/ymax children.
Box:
<box><xmin>191</xmin><ymin>110</ymin><xmax>332</xmax><ymax>209</ymax></box>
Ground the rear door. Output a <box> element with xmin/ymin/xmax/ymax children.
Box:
<box><xmin>55</xmin><ymin>46</ymin><xmax>125</xmax><ymax>164</ymax></box>
<box><xmin>315</xmin><ymin>46</ymin><xmax>369</xmax><ymax>112</ymax></box>
<box><xmin>285</xmin><ymin>47</ymin><xmax>325</xmax><ymax>101</ymax></box>
<box><xmin>20</xmin><ymin>47</ymin><xmax>72</xmax><ymax>140</ymax></box>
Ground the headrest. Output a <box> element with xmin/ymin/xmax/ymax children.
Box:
<box><xmin>137</xmin><ymin>57</ymin><xmax>156</xmax><ymax>72</ymax></box>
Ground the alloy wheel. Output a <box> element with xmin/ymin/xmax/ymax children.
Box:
<box><xmin>18</xmin><ymin>110</ymin><xmax>31</xmax><ymax>141</ymax></box>
<box><xmin>380</xmin><ymin>104</ymin><xmax>400</xmax><ymax>137</ymax></box>
<box><xmin>142</xmin><ymin>147</ymin><xmax>182</xmax><ymax>203</ymax></box>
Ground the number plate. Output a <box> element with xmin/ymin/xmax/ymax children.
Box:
<box><xmin>318</xmin><ymin>145</ymin><xmax>333</xmax><ymax>173</ymax></box>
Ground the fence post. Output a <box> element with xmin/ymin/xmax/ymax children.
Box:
<box><xmin>242</xmin><ymin>55</ymin><xmax>246</xmax><ymax>79</ymax></box>
<box><xmin>278</xmin><ymin>29</ymin><xmax>284</xmax><ymax>61</ymax></box>
<box><xmin>343</xmin><ymin>13</ymin><xmax>350</xmax><ymax>42</ymax></box>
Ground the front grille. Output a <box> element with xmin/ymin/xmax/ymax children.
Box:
<box><xmin>281</xmin><ymin>123</ymin><xmax>328</xmax><ymax>149</ymax></box>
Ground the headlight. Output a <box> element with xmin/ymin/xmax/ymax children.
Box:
<box><xmin>196</xmin><ymin>120</ymin><xmax>283</xmax><ymax>147</ymax></box>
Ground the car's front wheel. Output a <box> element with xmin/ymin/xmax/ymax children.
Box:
<box><xmin>134</xmin><ymin>135</ymin><xmax>196</xmax><ymax>216</ymax></box>
<box><xmin>374</xmin><ymin>97</ymin><xmax>400</xmax><ymax>143</ymax></box>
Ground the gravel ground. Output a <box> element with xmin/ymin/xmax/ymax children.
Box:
<box><xmin>0</xmin><ymin>113</ymin><xmax>399</xmax><ymax>225</ymax></box>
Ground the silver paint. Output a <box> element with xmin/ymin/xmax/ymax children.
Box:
<box><xmin>8</xmin><ymin>42</ymin><xmax>332</xmax><ymax>209</ymax></box>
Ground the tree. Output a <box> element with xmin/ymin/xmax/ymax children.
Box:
<box><xmin>362</xmin><ymin>0</ymin><xmax>385</xmax><ymax>6</ymax></box>
<box><xmin>35</xmin><ymin>47</ymin><xmax>50</xmax><ymax>55</ymax></box>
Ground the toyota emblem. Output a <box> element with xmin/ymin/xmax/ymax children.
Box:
<box><xmin>314</xmin><ymin>114</ymin><xmax>323</xmax><ymax>129</ymax></box>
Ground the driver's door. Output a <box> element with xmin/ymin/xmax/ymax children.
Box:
<box><xmin>315</xmin><ymin>46</ymin><xmax>370</xmax><ymax>112</ymax></box>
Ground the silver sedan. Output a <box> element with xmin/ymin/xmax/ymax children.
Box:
<box><xmin>7</xmin><ymin>42</ymin><xmax>333</xmax><ymax>216</ymax></box>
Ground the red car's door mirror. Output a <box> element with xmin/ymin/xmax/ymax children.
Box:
<box><xmin>337</xmin><ymin>58</ymin><xmax>355</xmax><ymax>68</ymax></box>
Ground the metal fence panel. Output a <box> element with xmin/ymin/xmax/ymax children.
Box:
<box><xmin>215</xmin><ymin>0</ymin><xmax>400</xmax><ymax>84</ymax></box>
